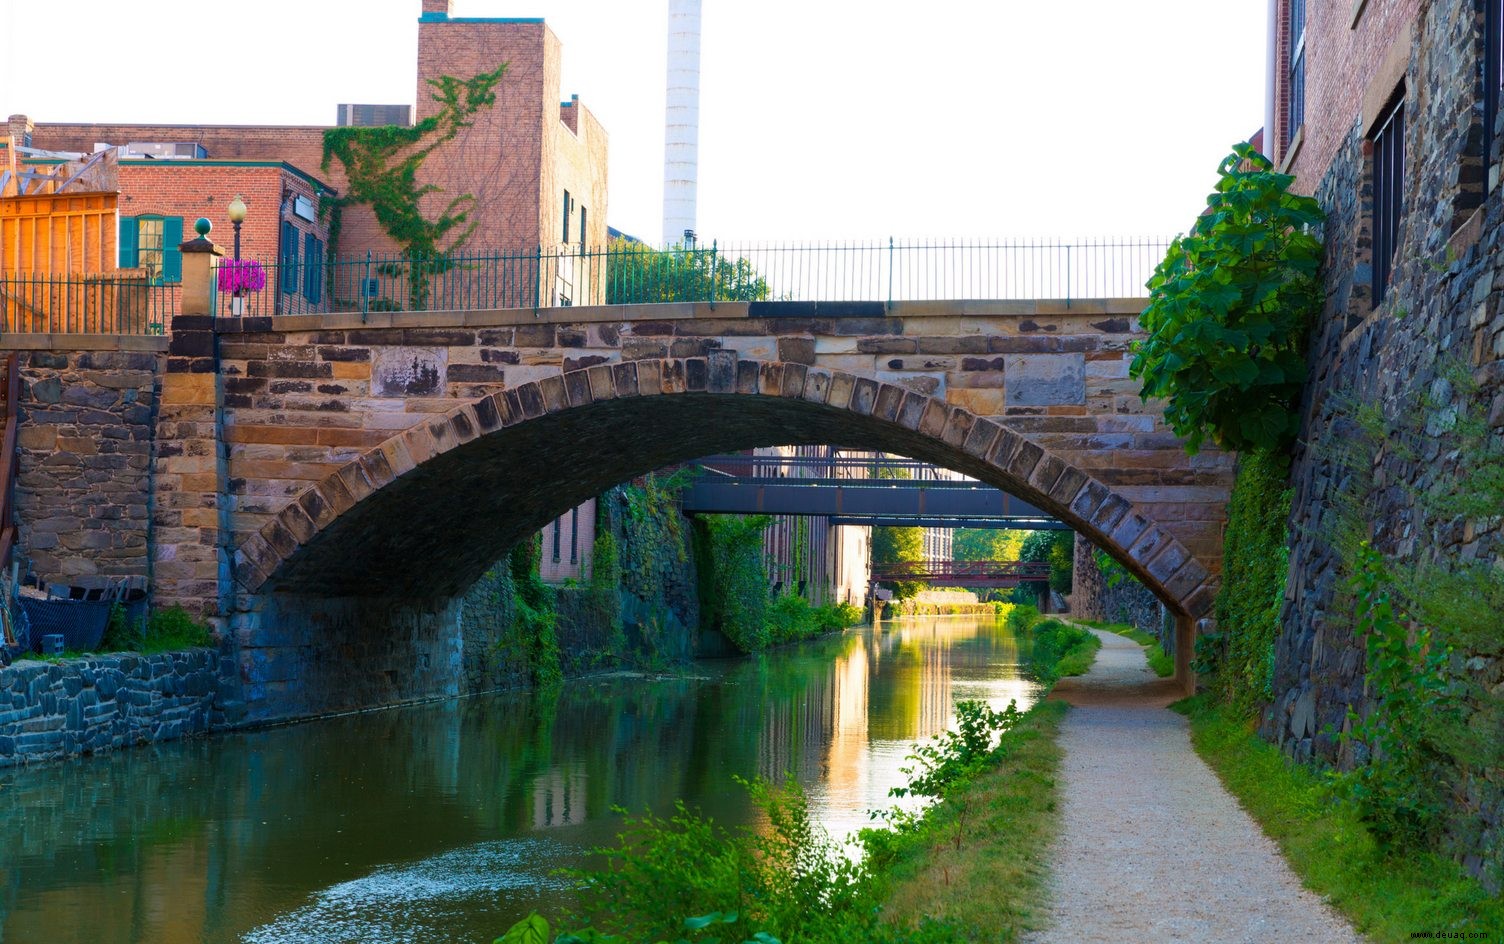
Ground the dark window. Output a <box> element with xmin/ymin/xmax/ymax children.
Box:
<box><xmin>552</xmin><ymin>519</ymin><xmax>562</xmax><ymax>562</ymax></box>
<box><xmin>1371</xmin><ymin>98</ymin><xmax>1406</xmax><ymax>306</ymax></box>
<box><xmin>579</xmin><ymin>206</ymin><xmax>587</xmax><ymax>253</ymax></box>
<box><xmin>1487</xmin><ymin>0</ymin><xmax>1503</xmax><ymax>162</ymax></box>
<box><xmin>280</xmin><ymin>221</ymin><xmax>300</xmax><ymax>294</ymax></box>
<box><xmin>569</xmin><ymin>507</ymin><xmax>579</xmax><ymax>564</ymax></box>
<box><xmin>1286</xmin><ymin>0</ymin><xmax>1306</xmax><ymax>148</ymax></box>
<box><xmin>561</xmin><ymin>190</ymin><xmax>572</xmax><ymax>244</ymax></box>
<box><xmin>119</xmin><ymin>216</ymin><xmax>183</xmax><ymax>284</ymax></box>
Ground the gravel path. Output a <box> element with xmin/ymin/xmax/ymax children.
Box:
<box><xmin>1024</xmin><ymin>627</ymin><xmax>1364</xmax><ymax>944</ymax></box>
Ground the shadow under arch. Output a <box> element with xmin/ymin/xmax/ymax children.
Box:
<box><xmin>232</xmin><ymin>356</ymin><xmax>1216</xmax><ymax>627</ymax></box>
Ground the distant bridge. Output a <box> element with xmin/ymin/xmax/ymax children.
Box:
<box><xmin>869</xmin><ymin>560</ymin><xmax>1051</xmax><ymax>588</ymax></box>
<box><xmin>682</xmin><ymin>454</ymin><xmax>1068</xmax><ymax>529</ymax></box>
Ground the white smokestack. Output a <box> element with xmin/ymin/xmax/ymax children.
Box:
<box><xmin>663</xmin><ymin>0</ymin><xmax>701</xmax><ymax>247</ymax></box>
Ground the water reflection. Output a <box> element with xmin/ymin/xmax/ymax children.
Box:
<box><xmin>0</xmin><ymin>615</ymin><xmax>1039</xmax><ymax>944</ymax></box>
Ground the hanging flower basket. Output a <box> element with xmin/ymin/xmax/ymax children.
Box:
<box><xmin>219</xmin><ymin>259</ymin><xmax>266</xmax><ymax>295</ymax></box>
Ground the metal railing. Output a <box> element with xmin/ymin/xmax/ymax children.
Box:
<box><xmin>216</xmin><ymin>237</ymin><xmax>1170</xmax><ymax>319</ymax></box>
<box><xmin>696</xmin><ymin>454</ymin><xmax>977</xmax><ymax>483</ymax></box>
<box><xmin>0</xmin><ymin>272</ymin><xmax>170</xmax><ymax>334</ymax></box>
<box><xmin>0</xmin><ymin>238</ymin><xmax>1170</xmax><ymax>332</ymax></box>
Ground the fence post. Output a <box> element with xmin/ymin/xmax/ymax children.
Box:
<box><xmin>709</xmin><ymin>240</ymin><xmax>718</xmax><ymax>310</ymax></box>
<box><xmin>887</xmin><ymin>237</ymin><xmax>894</xmax><ymax>311</ymax></box>
<box><xmin>533</xmin><ymin>245</ymin><xmax>543</xmax><ymax>315</ymax></box>
<box><xmin>361</xmin><ymin>251</ymin><xmax>371</xmax><ymax>322</ymax></box>
<box><xmin>1064</xmin><ymin>244</ymin><xmax>1072</xmax><ymax>310</ymax></box>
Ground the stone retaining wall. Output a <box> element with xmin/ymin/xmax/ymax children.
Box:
<box><xmin>11</xmin><ymin>341</ymin><xmax>165</xmax><ymax>590</ymax></box>
<box><xmin>0</xmin><ymin>649</ymin><xmax>219</xmax><ymax>767</ymax></box>
<box><xmin>1071</xmin><ymin>534</ymin><xmax>1167</xmax><ymax>638</ymax></box>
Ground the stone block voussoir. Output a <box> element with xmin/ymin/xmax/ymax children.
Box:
<box><xmin>232</xmin><ymin>549</ymin><xmax>271</xmax><ymax>591</ymax></box>
<box><xmin>897</xmin><ymin>392</ymin><xmax>929</xmax><ymax>430</ymax></box>
<box><xmin>780</xmin><ymin>363</ymin><xmax>808</xmax><ymax>398</ymax></box>
<box><xmin>917</xmin><ymin>398</ymin><xmax>949</xmax><ymax>439</ymax></box>
<box><xmin>873</xmin><ymin>382</ymin><xmax>905</xmax><ymax>421</ymax></box>
<box><xmin>258</xmin><ymin>518</ymin><xmax>299</xmax><ymax>560</ymax></box>
<box><xmin>660</xmin><ymin>360</ymin><xmax>687</xmax><ymax>394</ymax></box>
<box><xmin>1127</xmin><ymin>526</ymin><xmax>1171</xmax><ymax>570</ymax></box>
<box><xmin>1145</xmin><ymin>539</ymin><xmax>1191</xmax><ymax>585</ymax></box>
<box><xmin>587</xmin><ymin>363</ymin><xmax>618</xmax><ymax>401</ymax></box>
<box><xmin>448</xmin><ymin>405</ymin><xmax>480</xmax><ymax>444</ymax></box>
<box><xmin>1070</xmin><ymin>479</ymin><xmax>1111</xmax><ymax>522</ymax></box>
<box><xmin>706</xmin><ymin>350</ymin><xmax>737</xmax><ymax>393</ymax></box>
<box><xmin>612</xmin><ymin>361</ymin><xmax>640</xmax><ymax>398</ymax></box>
<box><xmin>277</xmin><ymin>498</ymin><xmax>318</xmax><ymax>544</ymax></box>
<box><xmin>684</xmin><ymin>358</ymin><xmax>709</xmax><ymax>392</ymax></box>
<box><xmin>401</xmin><ymin>423</ymin><xmax>440</xmax><ymax>466</ymax></box>
<box><xmin>1164</xmin><ymin>557</ymin><xmax>1209</xmax><ymax>602</ymax></box>
<box><xmin>849</xmin><ymin>378</ymin><xmax>879</xmax><ymax>415</ymax></box>
<box><xmin>736</xmin><ymin>359</ymin><xmax>761</xmax><ymax>394</ymax></box>
<box><xmin>757</xmin><ymin>362</ymin><xmax>784</xmax><ymax>396</ymax></box>
<box><xmin>318</xmin><ymin>474</ymin><xmax>357</xmax><ymax>518</ymax></box>
<box><xmin>826</xmin><ymin>372</ymin><xmax>856</xmax><ymax>410</ymax></box>
<box><xmin>802</xmin><ymin>368</ymin><xmax>833</xmax><ymax>404</ymax></box>
<box><xmin>962</xmin><ymin>417</ymin><xmax>1002</xmax><ymax>459</ymax></box>
<box><xmin>1028</xmin><ymin>452</ymin><xmax>1066</xmax><ymax>494</ymax></box>
<box><xmin>538</xmin><ymin>375</ymin><xmax>569</xmax><ymax>414</ymax></box>
<box><xmin>516</xmin><ymin>382</ymin><xmax>547</xmax><ymax>418</ymax></box>
<box><xmin>634</xmin><ymin>359</ymin><xmax>663</xmax><ymax>396</ymax></box>
<box><xmin>1048</xmin><ymin>466</ymin><xmax>1087</xmax><ymax>507</ymax></box>
<box><xmin>1005</xmin><ymin>439</ymin><xmax>1045</xmax><ymax>482</ymax></box>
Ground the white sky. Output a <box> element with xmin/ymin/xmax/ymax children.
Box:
<box><xmin>2</xmin><ymin>0</ymin><xmax>1266</xmax><ymax>244</ymax></box>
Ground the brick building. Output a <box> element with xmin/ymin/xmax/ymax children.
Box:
<box><xmin>12</xmin><ymin>0</ymin><xmax>608</xmax><ymax>294</ymax></box>
<box><xmin>1263</xmin><ymin>0</ymin><xmax>1504</xmax><ymax>884</ymax></box>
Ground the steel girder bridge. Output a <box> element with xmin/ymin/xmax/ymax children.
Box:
<box><xmin>679</xmin><ymin>454</ymin><xmax>1070</xmax><ymax>531</ymax></box>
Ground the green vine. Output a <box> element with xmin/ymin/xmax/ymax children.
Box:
<box><xmin>321</xmin><ymin>64</ymin><xmax>508</xmax><ymax>306</ymax></box>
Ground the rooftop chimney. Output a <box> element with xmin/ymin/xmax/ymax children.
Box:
<box><xmin>662</xmin><ymin>0</ymin><xmax>701</xmax><ymax>247</ymax></box>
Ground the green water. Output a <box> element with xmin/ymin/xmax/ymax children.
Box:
<box><xmin>0</xmin><ymin>616</ymin><xmax>1040</xmax><ymax>943</ymax></box>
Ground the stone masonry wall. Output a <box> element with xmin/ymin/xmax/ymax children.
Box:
<box><xmin>1071</xmin><ymin>533</ymin><xmax>1166</xmax><ymax>639</ymax></box>
<box><xmin>13</xmin><ymin>345</ymin><xmax>164</xmax><ymax>590</ymax></box>
<box><xmin>0</xmin><ymin>649</ymin><xmax>217</xmax><ymax>767</ymax></box>
<box><xmin>1275</xmin><ymin>0</ymin><xmax>1504</xmax><ymax>884</ymax></box>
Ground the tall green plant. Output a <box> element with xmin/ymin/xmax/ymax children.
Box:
<box><xmin>605</xmin><ymin>237</ymin><xmax>770</xmax><ymax>304</ymax></box>
<box><xmin>1131</xmin><ymin>143</ymin><xmax>1324</xmax><ymax>453</ymax></box>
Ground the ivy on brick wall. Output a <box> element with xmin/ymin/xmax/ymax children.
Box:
<box><xmin>321</xmin><ymin>65</ymin><xmax>508</xmax><ymax>305</ymax></box>
<box><xmin>1132</xmin><ymin>143</ymin><xmax>1324</xmax><ymax>454</ymax></box>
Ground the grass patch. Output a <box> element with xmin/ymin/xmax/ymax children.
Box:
<box><xmin>1031</xmin><ymin>618</ymin><xmax>1101</xmax><ymax>682</ymax></box>
<box><xmin>1173</xmin><ymin>693</ymin><xmax>1504</xmax><ymax>941</ymax></box>
<box><xmin>871</xmin><ymin>700</ymin><xmax>1068</xmax><ymax>942</ymax></box>
<box><xmin>1075</xmin><ymin>618</ymin><xmax>1174</xmax><ymax>678</ymax></box>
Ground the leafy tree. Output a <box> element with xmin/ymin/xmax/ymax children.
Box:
<box><xmin>1020</xmin><ymin>530</ymin><xmax>1073</xmax><ymax>599</ymax></box>
<box><xmin>1130</xmin><ymin>142</ymin><xmax>1324</xmax><ymax>454</ymax></box>
<box><xmin>606</xmin><ymin>237</ymin><xmax>771</xmax><ymax>304</ymax></box>
<box><xmin>871</xmin><ymin>526</ymin><xmax>927</xmax><ymax>600</ymax></box>
<box><xmin>951</xmin><ymin>528</ymin><xmax>1025</xmax><ymax>562</ymax></box>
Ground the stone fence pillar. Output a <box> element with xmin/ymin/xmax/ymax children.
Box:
<box><xmin>151</xmin><ymin>220</ymin><xmax>230</xmax><ymax>623</ymax></box>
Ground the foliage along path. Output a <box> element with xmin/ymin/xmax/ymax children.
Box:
<box><xmin>1025</xmin><ymin>627</ymin><xmax>1362</xmax><ymax>943</ymax></box>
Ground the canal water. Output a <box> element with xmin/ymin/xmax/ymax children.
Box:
<box><xmin>0</xmin><ymin>615</ymin><xmax>1043</xmax><ymax>943</ymax></box>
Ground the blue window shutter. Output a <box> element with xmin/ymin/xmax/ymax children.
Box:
<box><xmin>160</xmin><ymin>217</ymin><xmax>184</xmax><ymax>283</ymax></box>
<box><xmin>281</xmin><ymin>222</ymin><xmax>299</xmax><ymax>294</ymax></box>
<box><xmin>118</xmin><ymin>217</ymin><xmax>138</xmax><ymax>268</ymax></box>
<box><xmin>308</xmin><ymin>237</ymin><xmax>324</xmax><ymax>305</ymax></box>
<box><xmin>303</xmin><ymin>232</ymin><xmax>316</xmax><ymax>298</ymax></box>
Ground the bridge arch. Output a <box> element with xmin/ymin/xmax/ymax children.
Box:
<box><xmin>230</xmin><ymin>355</ymin><xmax>1217</xmax><ymax>632</ymax></box>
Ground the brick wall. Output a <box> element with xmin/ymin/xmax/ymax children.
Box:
<box><xmin>1273</xmin><ymin>0</ymin><xmax>1422</xmax><ymax>186</ymax></box>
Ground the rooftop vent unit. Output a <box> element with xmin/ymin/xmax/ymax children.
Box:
<box><xmin>336</xmin><ymin>104</ymin><xmax>414</xmax><ymax>128</ymax></box>
<box><xmin>123</xmin><ymin>142</ymin><xmax>208</xmax><ymax>159</ymax></box>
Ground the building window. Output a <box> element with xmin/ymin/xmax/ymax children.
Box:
<box><xmin>561</xmin><ymin>190</ymin><xmax>572</xmax><ymax>244</ymax></box>
<box><xmin>579</xmin><ymin>206</ymin><xmax>587</xmax><ymax>253</ymax></box>
<box><xmin>1285</xmin><ymin>0</ymin><xmax>1306</xmax><ymax>149</ymax></box>
<box><xmin>552</xmin><ymin>519</ymin><xmax>562</xmax><ymax>562</ymax></box>
<box><xmin>118</xmin><ymin>215</ymin><xmax>183</xmax><ymax>284</ymax></box>
<box><xmin>280</xmin><ymin>221</ymin><xmax>300</xmax><ymax>295</ymax></box>
<box><xmin>1487</xmin><ymin>0</ymin><xmax>1503</xmax><ymax>164</ymax></box>
<box><xmin>569</xmin><ymin>507</ymin><xmax>579</xmax><ymax>564</ymax></box>
<box><xmin>1371</xmin><ymin>97</ymin><xmax>1406</xmax><ymax>306</ymax></box>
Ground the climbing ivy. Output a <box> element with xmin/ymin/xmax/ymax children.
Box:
<box><xmin>1208</xmin><ymin>449</ymin><xmax>1292</xmax><ymax>714</ymax></box>
<box><xmin>321</xmin><ymin>65</ymin><xmax>508</xmax><ymax>305</ymax></box>
<box><xmin>1132</xmin><ymin>143</ymin><xmax>1324</xmax><ymax>453</ymax></box>
<box><xmin>507</xmin><ymin>534</ymin><xmax>562</xmax><ymax>689</ymax></box>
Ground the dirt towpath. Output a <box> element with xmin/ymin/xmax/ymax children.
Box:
<box><xmin>1024</xmin><ymin>627</ymin><xmax>1363</xmax><ymax>943</ymax></box>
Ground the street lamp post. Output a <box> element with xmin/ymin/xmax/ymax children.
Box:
<box><xmin>227</xmin><ymin>194</ymin><xmax>247</xmax><ymax>261</ymax></box>
<box><xmin>226</xmin><ymin>195</ymin><xmax>248</xmax><ymax>315</ymax></box>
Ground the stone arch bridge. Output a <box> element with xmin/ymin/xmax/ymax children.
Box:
<box><xmin>13</xmin><ymin>240</ymin><xmax>1233</xmax><ymax>722</ymax></box>
<box><xmin>138</xmin><ymin>287</ymin><xmax>1234</xmax><ymax>720</ymax></box>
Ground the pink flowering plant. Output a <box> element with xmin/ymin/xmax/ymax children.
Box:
<box><xmin>218</xmin><ymin>259</ymin><xmax>267</xmax><ymax>296</ymax></box>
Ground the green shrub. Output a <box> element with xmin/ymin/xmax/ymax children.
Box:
<box><xmin>1027</xmin><ymin>618</ymin><xmax>1099</xmax><ymax>683</ymax></box>
<box><xmin>100</xmin><ymin>604</ymin><xmax>212</xmax><ymax>655</ymax></box>
<box><xmin>1131</xmin><ymin>143</ymin><xmax>1324</xmax><ymax>454</ymax></box>
<box><xmin>696</xmin><ymin>515</ymin><xmax>773</xmax><ymax>652</ymax></box>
